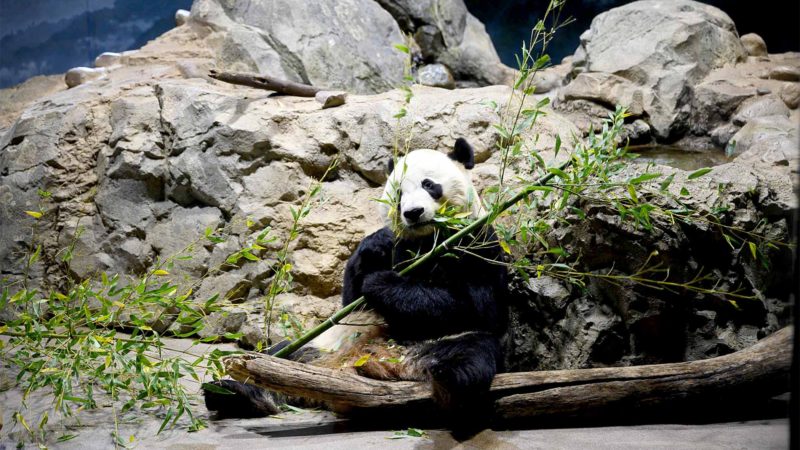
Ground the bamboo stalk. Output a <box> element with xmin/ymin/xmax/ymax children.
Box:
<box><xmin>272</xmin><ymin>159</ymin><xmax>573</xmax><ymax>358</ymax></box>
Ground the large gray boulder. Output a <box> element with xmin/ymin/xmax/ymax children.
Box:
<box><xmin>191</xmin><ymin>0</ymin><xmax>406</xmax><ymax>94</ymax></box>
<box><xmin>375</xmin><ymin>0</ymin><xmax>513</xmax><ymax>86</ymax></box>
<box><xmin>569</xmin><ymin>0</ymin><xmax>746</xmax><ymax>139</ymax></box>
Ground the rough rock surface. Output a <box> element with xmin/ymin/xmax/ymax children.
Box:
<box><xmin>505</xmin><ymin>154</ymin><xmax>796</xmax><ymax>371</ymax></box>
<box><xmin>740</xmin><ymin>33</ymin><xmax>768</xmax><ymax>57</ymax></box>
<box><xmin>417</xmin><ymin>63</ymin><xmax>456</xmax><ymax>89</ymax></box>
<box><xmin>565</xmin><ymin>0</ymin><xmax>747</xmax><ymax>139</ymax></box>
<box><xmin>375</xmin><ymin>0</ymin><xmax>514</xmax><ymax>86</ymax></box>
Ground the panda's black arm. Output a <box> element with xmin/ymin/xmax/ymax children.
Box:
<box><xmin>361</xmin><ymin>270</ymin><xmax>489</xmax><ymax>329</ymax></box>
<box><xmin>341</xmin><ymin>227</ymin><xmax>395</xmax><ymax>306</ymax></box>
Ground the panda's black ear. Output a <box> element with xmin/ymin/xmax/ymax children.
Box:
<box><xmin>386</xmin><ymin>158</ymin><xmax>395</xmax><ymax>174</ymax></box>
<box><xmin>448</xmin><ymin>138</ymin><xmax>475</xmax><ymax>169</ymax></box>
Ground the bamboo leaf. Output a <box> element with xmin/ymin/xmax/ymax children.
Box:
<box><xmin>659</xmin><ymin>173</ymin><xmax>675</xmax><ymax>191</ymax></box>
<box><xmin>25</xmin><ymin>210</ymin><xmax>42</xmax><ymax>219</ymax></box>
<box><xmin>627</xmin><ymin>184</ymin><xmax>639</xmax><ymax>203</ymax></box>
<box><xmin>630</xmin><ymin>172</ymin><xmax>661</xmax><ymax>184</ymax></box>
<box><xmin>200</xmin><ymin>382</ymin><xmax>234</xmax><ymax>395</ymax></box>
<box><xmin>393</xmin><ymin>43</ymin><xmax>409</xmax><ymax>54</ymax></box>
<box><xmin>687</xmin><ymin>167</ymin><xmax>712</xmax><ymax>180</ymax></box>
<box><xmin>353</xmin><ymin>354</ymin><xmax>371</xmax><ymax>367</ymax></box>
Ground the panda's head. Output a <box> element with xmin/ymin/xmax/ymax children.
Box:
<box><xmin>379</xmin><ymin>138</ymin><xmax>484</xmax><ymax>238</ymax></box>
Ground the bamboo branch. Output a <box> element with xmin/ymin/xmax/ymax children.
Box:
<box><xmin>271</xmin><ymin>159</ymin><xmax>574</xmax><ymax>358</ymax></box>
<box><xmin>208</xmin><ymin>70</ymin><xmax>324</xmax><ymax>96</ymax></box>
<box><xmin>226</xmin><ymin>326</ymin><xmax>793</xmax><ymax>418</ymax></box>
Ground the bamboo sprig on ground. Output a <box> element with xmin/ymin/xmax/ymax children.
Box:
<box><xmin>271</xmin><ymin>158</ymin><xmax>573</xmax><ymax>359</ymax></box>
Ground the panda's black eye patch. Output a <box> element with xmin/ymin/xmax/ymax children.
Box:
<box><xmin>421</xmin><ymin>178</ymin><xmax>442</xmax><ymax>200</ymax></box>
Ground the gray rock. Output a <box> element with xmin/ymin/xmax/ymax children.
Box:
<box><xmin>768</xmin><ymin>65</ymin><xmax>800</xmax><ymax>81</ymax></box>
<box><xmin>94</xmin><ymin>179</ymin><xmax>158</xmax><ymax>235</ymax></box>
<box><xmin>197</xmin><ymin>307</ymin><xmax>248</xmax><ymax>340</ymax></box>
<box><xmin>729</xmin><ymin>115</ymin><xmax>799</xmax><ymax>166</ymax></box>
<box><xmin>94</xmin><ymin>52</ymin><xmax>122</xmax><ymax>68</ymax></box>
<box><xmin>561</xmin><ymin>72</ymin><xmax>646</xmax><ymax>116</ymax></box>
<box><xmin>196</xmin><ymin>272</ymin><xmax>251</xmax><ymax>304</ymax></box>
<box><xmin>417</xmin><ymin>64</ymin><xmax>455</xmax><ymax>89</ymax></box>
<box><xmin>731</xmin><ymin>94</ymin><xmax>790</xmax><ymax>126</ymax></box>
<box><xmin>531</xmin><ymin>68</ymin><xmax>565</xmax><ymax>94</ymax></box>
<box><xmin>690</xmin><ymin>80</ymin><xmax>756</xmax><ymax>135</ymax></box>
<box><xmin>191</xmin><ymin>0</ymin><xmax>405</xmax><ymax>94</ymax></box>
<box><xmin>623</xmin><ymin>119</ymin><xmax>652</xmax><ymax>143</ymax></box>
<box><xmin>779</xmin><ymin>82</ymin><xmax>800</xmax><ymax>109</ymax></box>
<box><xmin>710</xmin><ymin>123</ymin><xmax>739</xmax><ymax>147</ymax></box>
<box><xmin>65</xmin><ymin>67</ymin><xmax>107</xmax><ymax>88</ymax></box>
<box><xmin>315</xmin><ymin>91</ymin><xmax>348</xmax><ymax>109</ymax></box>
<box><xmin>376</xmin><ymin>0</ymin><xmax>513</xmax><ymax>86</ymax></box>
<box><xmin>145</xmin><ymin>206</ymin><xmax>223</xmax><ymax>275</ymax></box>
<box><xmin>756</xmin><ymin>87</ymin><xmax>772</xmax><ymax>95</ymax></box>
<box><xmin>437</xmin><ymin>14</ymin><xmax>515</xmax><ymax>86</ymax></box>
<box><xmin>571</xmin><ymin>0</ymin><xmax>746</xmax><ymax>139</ymax></box>
<box><xmin>740</xmin><ymin>33</ymin><xmax>768</xmax><ymax>57</ymax></box>
<box><xmin>175</xmin><ymin>9</ymin><xmax>190</xmax><ymax>26</ymax></box>
<box><xmin>168</xmin><ymin>148</ymin><xmax>238</xmax><ymax>213</ymax></box>
<box><xmin>413</xmin><ymin>24</ymin><xmax>445</xmax><ymax>61</ymax></box>
<box><xmin>527</xmin><ymin>276</ymin><xmax>570</xmax><ymax>309</ymax></box>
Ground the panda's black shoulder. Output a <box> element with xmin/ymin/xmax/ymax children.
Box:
<box><xmin>355</xmin><ymin>226</ymin><xmax>395</xmax><ymax>256</ymax></box>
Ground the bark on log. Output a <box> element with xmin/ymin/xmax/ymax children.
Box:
<box><xmin>224</xmin><ymin>326</ymin><xmax>793</xmax><ymax>419</ymax></box>
<box><xmin>208</xmin><ymin>70</ymin><xmax>324</xmax><ymax>96</ymax></box>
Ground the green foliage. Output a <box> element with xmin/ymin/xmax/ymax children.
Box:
<box><xmin>0</xmin><ymin>239</ymin><xmax>238</xmax><ymax>444</ymax></box>
<box><xmin>0</xmin><ymin>157</ymin><xmax>339</xmax><ymax>445</ymax></box>
<box><xmin>262</xmin><ymin>158</ymin><xmax>339</xmax><ymax>347</ymax></box>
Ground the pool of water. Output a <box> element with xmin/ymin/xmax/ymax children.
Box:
<box><xmin>632</xmin><ymin>146</ymin><xmax>733</xmax><ymax>171</ymax></box>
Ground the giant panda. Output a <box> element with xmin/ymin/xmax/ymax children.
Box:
<box><xmin>205</xmin><ymin>138</ymin><xmax>507</xmax><ymax>429</ymax></box>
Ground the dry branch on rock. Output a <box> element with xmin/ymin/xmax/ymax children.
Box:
<box><xmin>224</xmin><ymin>326</ymin><xmax>793</xmax><ymax>421</ymax></box>
<box><xmin>208</xmin><ymin>70</ymin><xmax>325</xmax><ymax>96</ymax></box>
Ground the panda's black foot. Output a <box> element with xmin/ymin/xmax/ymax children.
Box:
<box><xmin>203</xmin><ymin>379</ymin><xmax>281</xmax><ymax>418</ymax></box>
<box><xmin>419</xmin><ymin>331</ymin><xmax>501</xmax><ymax>410</ymax></box>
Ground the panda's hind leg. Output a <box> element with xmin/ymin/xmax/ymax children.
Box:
<box><xmin>203</xmin><ymin>339</ymin><xmax>322</xmax><ymax>418</ymax></box>
<box><xmin>412</xmin><ymin>331</ymin><xmax>501</xmax><ymax>435</ymax></box>
<box><xmin>203</xmin><ymin>379</ymin><xmax>284</xmax><ymax>418</ymax></box>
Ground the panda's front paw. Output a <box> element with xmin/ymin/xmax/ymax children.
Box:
<box><xmin>362</xmin><ymin>270</ymin><xmax>402</xmax><ymax>301</ymax></box>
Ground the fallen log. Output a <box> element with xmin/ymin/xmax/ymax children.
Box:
<box><xmin>224</xmin><ymin>326</ymin><xmax>793</xmax><ymax>421</ymax></box>
<box><xmin>208</xmin><ymin>70</ymin><xmax>323</xmax><ymax>96</ymax></box>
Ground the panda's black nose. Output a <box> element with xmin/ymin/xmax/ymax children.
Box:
<box><xmin>403</xmin><ymin>207</ymin><xmax>424</xmax><ymax>222</ymax></box>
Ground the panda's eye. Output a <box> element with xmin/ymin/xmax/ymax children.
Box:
<box><xmin>421</xmin><ymin>178</ymin><xmax>443</xmax><ymax>200</ymax></box>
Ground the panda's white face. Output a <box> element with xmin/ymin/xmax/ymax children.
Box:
<box><xmin>379</xmin><ymin>144</ymin><xmax>483</xmax><ymax>238</ymax></box>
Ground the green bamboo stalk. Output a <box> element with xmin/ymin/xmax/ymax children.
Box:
<box><xmin>272</xmin><ymin>159</ymin><xmax>572</xmax><ymax>358</ymax></box>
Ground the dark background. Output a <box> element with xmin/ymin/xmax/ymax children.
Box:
<box><xmin>0</xmin><ymin>0</ymin><xmax>798</xmax><ymax>88</ymax></box>
<box><xmin>0</xmin><ymin>0</ymin><xmax>193</xmax><ymax>88</ymax></box>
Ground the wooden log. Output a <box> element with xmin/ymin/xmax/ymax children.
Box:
<box><xmin>224</xmin><ymin>326</ymin><xmax>793</xmax><ymax>418</ymax></box>
<box><xmin>208</xmin><ymin>70</ymin><xmax>324</xmax><ymax>96</ymax></box>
